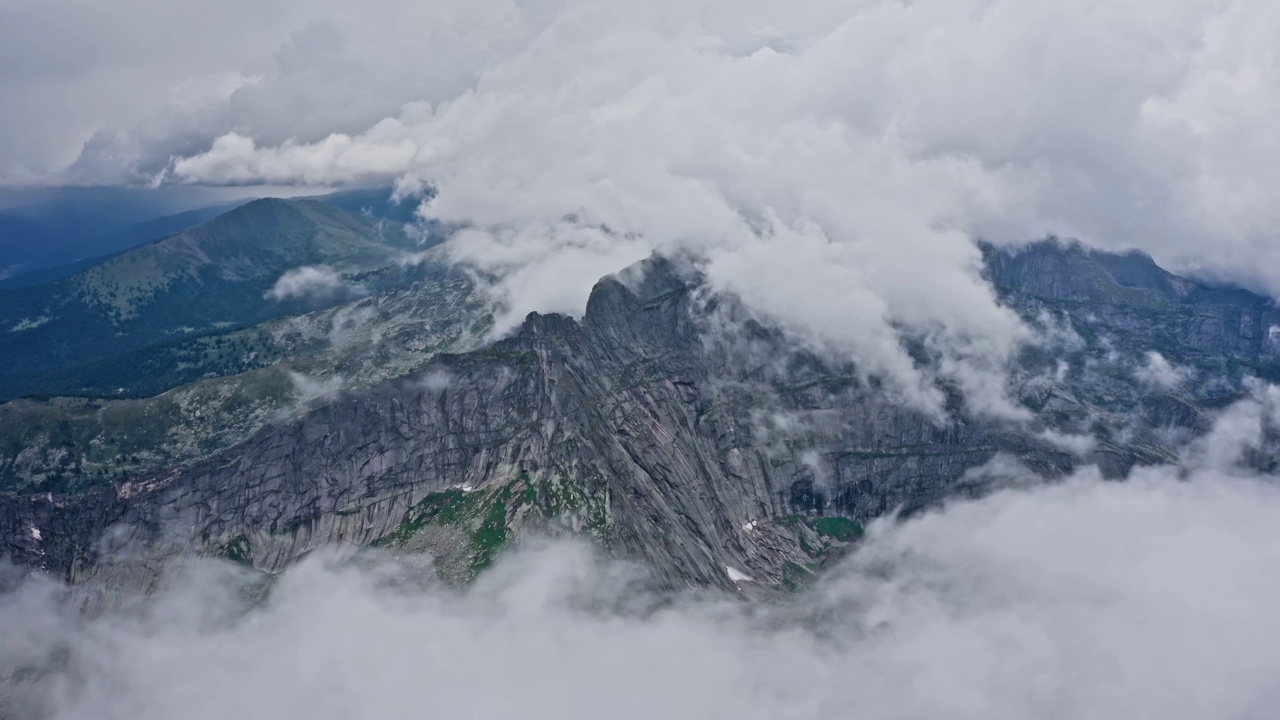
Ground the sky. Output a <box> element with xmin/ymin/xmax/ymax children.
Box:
<box><xmin>1</xmin><ymin>0</ymin><xmax>1278</xmax><ymax>411</ymax></box>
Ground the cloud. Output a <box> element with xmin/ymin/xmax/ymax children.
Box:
<box><xmin>1183</xmin><ymin>379</ymin><xmax>1280</xmax><ymax>471</ymax></box>
<box><xmin>265</xmin><ymin>265</ymin><xmax>352</xmax><ymax>301</ymax></box>
<box><xmin>147</xmin><ymin>0</ymin><xmax>1280</xmax><ymax>285</ymax></box>
<box><xmin>1036</xmin><ymin>428</ymin><xmax>1096</xmax><ymax>456</ymax></box>
<box><xmin>5</xmin><ymin>456</ymin><xmax>1280</xmax><ymax>719</ymax></box>
<box><xmin>9</xmin><ymin>389</ymin><xmax>1280</xmax><ymax>718</ymax></box>
<box><xmin>7</xmin><ymin>0</ymin><xmax>1280</xmax><ymax>416</ymax></box>
<box><xmin>1136</xmin><ymin>351</ymin><xmax>1193</xmax><ymax>391</ymax></box>
<box><xmin>0</xmin><ymin>0</ymin><xmax>300</xmax><ymax>184</ymax></box>
<box><xmin>326</xmin><ymin>303</ymin><xmax>379</xmax><ymax>349</ymax></box>
<box><xmin>168</xmin><ymin>127</ymin><xmax>421</xmax><ymax>187</ymax></box>
<box><xmin>287</xmin><ymin>370</ymin><xmax>344</xmax><ymax>402</ymax></box>
<box><xmin>417</xmin><ymin>368</ymin><xmax>453</xmax><ymax>392</ymax></box>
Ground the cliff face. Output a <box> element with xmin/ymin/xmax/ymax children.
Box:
<box><xmin>2</xmin><ymin>243</ymin><xmax>1275</xmax><ymax>599</ymax></box>
<box><xmin>984</xmin><ymin>242</ymin><xmax>1280</xmax><ymax>364</ymax></box>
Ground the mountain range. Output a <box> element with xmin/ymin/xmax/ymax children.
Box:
<box><xmin>1</xmin><ymin>199</ymin><xmax>1277</xmax><ymax>606</ymax></box>
<box><xmin>0</xmin><ymin>197</ymin><xmax>431</xmax><ymax>402</ymax></box>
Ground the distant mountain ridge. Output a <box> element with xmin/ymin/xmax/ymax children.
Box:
<box><xmin>0</xmin><ymin>186</ymin><xmax>421</xmax><ymax>286</ymax></box>
<box><xmin>0</xmin><ymin>186</ymin><xmax>252</xmax><ymax>279</ymax></box>
<box><xmin>0</xmin><ymin>203</ymin><xmax>242</xmax><ymax>289</ymax></box>
<box><xmin>0</xmin><ymin>198</ymin><xmax>419</xmax><ymax>399</ymax></box>
<box><xmin>984</xmin><ymin>240</ymin><xmax>1280</xmax><ymax>369</ymax></box>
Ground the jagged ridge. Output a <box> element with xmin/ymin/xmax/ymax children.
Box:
<box><xmin>2</xmin><ymin>241</ymin><xmax>1277</xmax><ymax>601</ymax></box>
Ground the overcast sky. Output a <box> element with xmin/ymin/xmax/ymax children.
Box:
<box><xmin>3</xmin><ymin>0</ymin><xmax>1277</xmax><ymax>413</ymax></box>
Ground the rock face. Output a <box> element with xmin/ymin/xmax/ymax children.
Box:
<box><xmin>1</xmin><ymin>241</ymin><xmax>1276</xmax><ymax>599</ymax></box>
<box><xmin>984</xmin><ymin>242</ymin><xmax>1280</xmax><ymax>365</ymax></box>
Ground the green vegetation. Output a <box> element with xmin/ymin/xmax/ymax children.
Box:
<box><xmin>220</xmin><ymin>535</ymin><xmax>254</xmax><ymax>566</ymax></box>
<box><xmin>771</xmin><ymin>513</ymin><xmax>865</xmax><ymax>587</ymax></box>
<box><xmin>0</xmin><ymin>366</ymin><xmax>299</xmax><ymax>494</ymax></box>
<box><xmin>0</xmin><ymin>269</ymin><xmax>488</xmax><ymax>494</ymax></box>
<box><xmin>371</xmin><ymin>489</ymin><xmax>480</xmax><ymax>547</ymax></box>
<box><xmin>373</xmin><ymin>484</ymin><xmax>512</xmax><ymax>578</ymax></box>
<box><xmin>776</xmin><ymin>513</ymin><xmax>862</xmax><ymax>542</ymax></box>
<box><xmin>371</xmin><ymin>471</ymin><xmax>610</xmax><ymax>583</ymax></box>
<box><xmin>0</xmin><ymin>198</ymin><xmax>431</xmax><ymax>402</ymax></box>
<box><xmin>469</xmin><ymin>492</ymin><xmax>510</xmax><ymax>573</ymax></box>
<box><xmin>509</xmin><ymin>468</ymin><xmax>609</xmax><ymax>530</ymax></box>
<box><xmin>780</xmin><ymin>561</ymin><xmax>817</xmax><ymax>592</ymax></box>
<box><xmin>811</xmin><ymin>516</ymin><xmax>864</xmax><ymax>542</ymax></box>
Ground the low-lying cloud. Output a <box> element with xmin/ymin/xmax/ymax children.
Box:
<box><xmin>265</xmin><ymin>265</ymin><xmax>354</xmax><ymax>301</ymax></box>
<box><xmin>5</xmin><ymin>388</ymin><xmax>1280</xmax><ymax>718</ymax></box>
<box><xmin>1136</xmin><ymin>351</ymin><xmax>1192</xmax><ymax>391</ymax></box>
<box><xmin>4</xmin><ymin>461</ymin><xmax>1280</xmax><ymax>720</ymax></box>
<box><xmin>287</xmin><ymin>370</ymin><xmax>344</xmax><ymax>402</ymax></box>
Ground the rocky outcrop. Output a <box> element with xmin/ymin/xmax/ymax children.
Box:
<box><xmin>985</xmin><ymin>241</ymin><xmax>1280</xmax><ymax>364</ymax></box>
<box><xmin>2</xmin><ymin>242</ymin><xmax>1274</xmax><ymax>599</ymax></box>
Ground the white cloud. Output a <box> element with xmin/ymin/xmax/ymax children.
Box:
<box><xmin>1037</xmin><ymin>428</ymin><xmax>1096</xmax><ymax>456</ymax></box>
<box><xmin>8</xmin><ymin>406</ymin><xmax>1280</xmax><ymax>720</ymax></box>
<box><xmin>327</xmin><ymin>304</ymin><xmax>379</xmax><ymax>349</ymax></box>
<box><xmin>265</xmin><ymin>265</ymin><xmax>351</xmax><ymax>301</ymax></box>
<box><xmin>8</xmin><ymin>0</ymin><xmax>1280</xmax><ymax>416</ymax></box>
<box><xmin>287</xmin><ymin>370</ymin><xmax>344</xmax><ymax>402</ymax></box>
<box><xmin>6</xmin><ymin>460</ymin><xmax>1280</xmax><ymax>719</ymax></box>
<box><xmin>1183</xmin><ymin>379</ymin><xmax>1280</xmax><ymax>471</ymax></box>
<box><xmin>1136</xmin><ymin>351</ymin><xmax>1193</xmax><ymax>391</ymax></box>
<box><xmin>417</xmin><ymin>369</ymin><xmax>453</xmax><ymax>391</ymax></box>
<box><xmin>169</xmin><ymin>126</ymin><xmax>422</xmax><ymax>187</ymax></box>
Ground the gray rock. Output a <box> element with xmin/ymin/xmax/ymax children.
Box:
<box><xmin>3</xmin><ymin>241</ymin><xmax>1276</xmax><ymax>600</ymax></box>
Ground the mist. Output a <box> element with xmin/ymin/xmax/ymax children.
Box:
<box><xmin>4</xmin><ymin>458</ymin><xmax>1280</xmax><ymax>719</ymax></box>
<box><xmin>2</xmin><ymin>0</ymin><xmax>1277</xmax><ymax>419</ymax></box>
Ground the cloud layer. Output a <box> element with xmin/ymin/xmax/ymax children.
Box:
<box><xmin>5</xmin><ymin>462</ymin><xmax>1280</xmax><ymax>719</ymax></box>
<box><xmin>6</xmin><ymin>0</ymin><xmax>1280</xmax><ymax>414</ymax></box>
<box><xmin>150</xmin><ymin>0</ymin><xmax>1280</xmax><ymax>284</ymax></box>
<box><xmin>4</xmin><ymin>380</ymin><xmax>1279</xmax><ymax>720</ymax></box>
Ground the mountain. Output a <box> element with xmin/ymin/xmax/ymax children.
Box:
<box><xmin>0</xmin><ymin>186</ymin><xmax>425</xmax><ymax>285</ymax></box>
<box><xmin>1</xmin><ymin>240</ymin><xmax>1275</xmax><ymax>602</ymax></box>
<box><xmin>0</xmin><ymin>202</ymin><xmax>244</xmax><ymax>289</ymax></box>
<box><xmin>313</xmin><ymin>187</ymin><xmax>427</xmax><ymax>224</ymax></box>
<box><xmin>0</xmin><ymin>198</ymin><xmax>421</xmax><ymax>400</ymax></box>
<box><xmin>0</xmin><ymin>186</ymin><xmax>250</xmax><ymax>278</ymax></box>
<box><xmin>0</xmin><ymin>269</ymin><xmax>489</xmax><ymax>494</ymax></box>
<box><xmin>985</xmin><ymin>241</ymin><xmax>1280</xmax><ymax>371</ymax></box>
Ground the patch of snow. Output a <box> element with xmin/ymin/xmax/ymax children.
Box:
<box><xmin>725</xmin><ymin>565</ymin><xmax>754</xmax><ymax>583</ymax></box>
<box><xmin>742</xmin><ymin>520</ymin><xmax>758</xmax><ymax>533</ymax></box>
<box><xmin>30</xmin><ymin>526</ymin><xmax>42</xmax><ymax>542</ymax></box>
